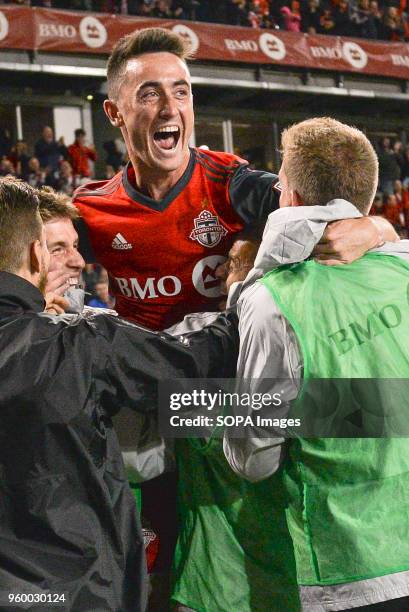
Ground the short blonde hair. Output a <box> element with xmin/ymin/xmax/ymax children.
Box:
<box><xmin>37</xmin><ymin>186</ymin><xmax>79</xmax><ymax>223</ymax></box>
<box><xmin>281</xmin><ymin>117</ymin><xmax>378</xmax><ymax>214</ymax></box>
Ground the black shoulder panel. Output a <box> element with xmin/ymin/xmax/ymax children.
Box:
<box><xmin>229</xmin><ymin>164</ymin><xmax>280</xmax><ymax>226</ymax></box>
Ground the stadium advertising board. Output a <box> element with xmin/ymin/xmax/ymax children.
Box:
<box><xmin>0</xmin><ymin>6</ymin><xmax>408</xmax><ymax>80</ymax></box>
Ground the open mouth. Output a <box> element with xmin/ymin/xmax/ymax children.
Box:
<box><xmin>153</xmin><ymin>126</ymin><xmax>181</xmax><ymax>151</ymax></box>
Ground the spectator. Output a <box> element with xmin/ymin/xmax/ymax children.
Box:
<box><xmin>34</xmin><ymin>126</ymin><xmax>64</xmax><ymax>173</ymax></box>
<box><xmin>393</xmin><ymin>178</ymin><xmax>405</xmax><ymax>206</ymax></box>
<box><xmin>382</xmin><ymin>192</ymin><xmax>405</xmax><ymax>228</ymax></box>
<box><xmin>170</xmin><ymin>0</ymin><xmax>200</xmax><ymax>20</ymax></box>
<box><xmin>333</xmin><ymin>0</ymin><xmax>351</xmax><ymax>35</ymax></box>
<box><xmin>82</xmin><ymin>263</ymin><xmax>105</xmax><ymax>300</ymax></box>
<box><xmin>394</xmin><ymin>179</ymin><xmax>409</xmax><ymax>230</ymax></box>
<box><xmin>281</xmin><ymin>3</ymin><xmax>302</xmax><ymax>31</ymax></box>
<box><xmin>225</xmin><ymin>0</ymin><xmax>250</xmax><ymax>26</ymax></box>
<box><xmin>103</xmin><ymin>137</ymin><xmax>126</xmax><ymax>170</ymax></box>
<box><xmin>0</xmin><ymin>128</ymin><xmax>12</xmax><ymax>158</ymax></box>
<box><xmin>377</xmin><ymin>137</ymin><xmax>401</xmax><ymax>194</ymax></box>
<box><xmin>8</xmin><ymin>140</ymin><xmax>30</xmax><ymax>179</ymax></box>
<box><xmin>401</xmin><ymin>148</ymin><xmax>409</xmax><ymax>186</ymax></box>
<box><xmin>153</xmin><ymin>0</ymin><xmax>172</xmax><ymax>17</ymax></box>
<box><xmin>381</xmin><ymin>5</ymin><xmax>405</xmax><ymax>40</ymax></box>
<box><xmin>68</xmin><ymin>128</ymin><xmax>97</xmax><ymax>179</ymax></box>
<box><xmin>369</xmin><ymin>191</ymin><xmax>385</xmax><ymax>215</ymax></box>
<box><xmin>49</xmin><ymin>159</ymin><xmax>76</xmax><ymax>196</ymax></box>
<box><xmin>0</xmin><ymin>157</ymin><xmax>15</xmax><ymax>177</ymax></box>
<box><xmin>301</xmin><ymin>0</ymin><xmax>322</xmax><ymax>33</ymax></box>
<box><xmin>88</xmin><ymin>280</ymin><xmax>116</xmax><ymax>309</ymax></box>
<box><xmin>319</xmin><ymin>6</ymin><xmax>336</xmax><ymax>34</ymax></box>
<box><xmin>369</xmin><ymin>0</ymin><xmax>383</xmax><ymax>38</ymax></box>
<box><xmin>393</xmin><ymin>140</ymin><xmax>405</xmax><ymax>174</ymax></box>
<box><xmin>349</xmin><ymin>0</ymin><xmax>371</xmax><ymax>37</ymax></box>
<box><xmin>26</xmin><ymin>157</ymin><xmax>46</xmax><ymax>188</ymax></box>
<box><xmin>248</xmin><ymin>1</ymin><xmax>263</xmax><ymax>26</ymax></box>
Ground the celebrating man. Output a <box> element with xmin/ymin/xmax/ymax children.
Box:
<box><xmin>0</xmin><ymin>176</ymin><xmax>236</xmax><ymax>612</ymax></box>
<box><xmin>224</xmin><ymin>117</ymin><xmax>409</xmax><ymax>611</ymax></box>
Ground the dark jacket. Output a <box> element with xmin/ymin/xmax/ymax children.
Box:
<box><xmin>0</xmin><ymin>272</ymin><xmax>238</xmax><ymax>611</ymax></box>
<box><xmin>34</xmin><ymin>138</ymin><xmax>64</xmax><ymax>171</ymax></box>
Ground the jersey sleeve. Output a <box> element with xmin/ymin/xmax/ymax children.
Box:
<box><xmin>228</xmin><ymin>164</ymin><xmax>281</xmax><ymax>226</ymax></box>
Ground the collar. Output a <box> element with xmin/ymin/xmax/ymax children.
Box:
<box><xmin>241</xmin><ymin>199</ymin><xmax>362</xmax><ymax>293</ymax></box>
<box><xmin>0</xmin><ymin>272</ymin><xmax>45</xmax><ymax>314</ymax></box>
<box><xmin>122</xmin><ymin>149</ymin><xmax>196</xmax><ymax>212</ymax></box>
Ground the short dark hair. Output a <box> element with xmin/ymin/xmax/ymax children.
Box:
<box><xmin>107</xmin><ymin>27</ymin><xmax>192</xmax><ymax>100</ymax></box>
<box><xmin>75</xmin><ymin>128</ymin><xmax>86</xmax><ymax>138</ymax></box>
<box><xmin>37</xmin><ymin>186</ymin><xmax>79</xmax><ymax>223</ymax></box>
<box><xmin>236</xmin><ymin>223</ymin><xmax>264</xmax><ymax>244</ymax></box>
<box><xmin>0</xmin><ymin>176</ymin><xmax>42</xmax><ymax>274</ymax></box>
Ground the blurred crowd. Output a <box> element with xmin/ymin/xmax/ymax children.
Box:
<box><xmin>0</xmin><ymin>125</ymin><xmax>126</xmax><ymax>307</ymax></box>
<box><xmin>370</xmin><ymin>138</ymin><xmax>409</xmax><ymax>238</ymax></box>
<box><xmin>0</xmin><ymin>125</ymin><xmax>127</xmax><ymax>197</ymax></box>
<box><xmin>3</xmin><ymin>0</ymin><xmax>408</xmax><ymax>42</ymax></box>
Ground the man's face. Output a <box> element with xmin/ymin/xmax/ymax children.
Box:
<box><xmin>45</xmin><ymin>218</ymin><xmax>85</xmax><ymax>284</ymax></box>
<box><xmin>215</xmin><ymin>239</ymin><xmax>259</xmax><ymax>297</ymax></box>
<box><xmin>29</xmin><ymin>158</ymin><xmax>40</xmax><ymax>172</ymax></box>
<box><xmin>109</xmin><ymin>52</ymin><xmax>194</xmax><ymax>175</ymax></box>
<box><xmin>43</xmin><ymin>127</ymin><xmax>53</xmax><ymax>142</ymax></box>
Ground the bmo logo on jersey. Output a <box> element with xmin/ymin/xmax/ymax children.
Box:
<box><xmin>115</xmin><ymin>276</ymin><xmax>181</xmax><ymax>299</ymax></box>
<box><xmin>192</xmin><ymin>255</ymin><xmax>226</xmax><ymax>298</ymax></box>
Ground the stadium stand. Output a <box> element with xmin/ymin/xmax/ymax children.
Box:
<box><xmin>2</xmin><ymin>0</ymin><xmax>407</xmax><ymax>42</ymax></box>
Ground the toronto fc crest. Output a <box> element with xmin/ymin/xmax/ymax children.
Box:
<box><xmin>190</xmin><ymin>210</ymin><xmax>228</xmax><ymax>248</ymax></box>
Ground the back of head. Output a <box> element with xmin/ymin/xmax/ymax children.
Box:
<box><xmin>106</xmin><ymin>27</ymin><xmax>192</xmax><ymax>100</ymax></box>
<box><xmin>281</xmin><ymin>117</ymin><xmax>378</xmax><ymax>214</ymax></box>
<box><xmin>0</xmin><ymin>176</ymin><xmax>41</xmax><ymax>274</ymax></box>
<box><xmin>37</xmin><ymin>186</ymin><xmax>79</xmax><ymax>223</ymax></box>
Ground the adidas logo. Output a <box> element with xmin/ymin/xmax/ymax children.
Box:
<box><xmin>112</xmin><ymin>233</ymin><xmax>133</xmax><ymax>250</ymax></box>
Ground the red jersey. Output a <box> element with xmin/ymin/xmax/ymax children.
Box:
<box><xmin>74</xmin><ymin>148</ymin><xmax>279</xmax><ymax>330</ymax></box>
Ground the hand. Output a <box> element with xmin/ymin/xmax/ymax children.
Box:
<box><xmin>312</xmin><ymin>217</ymin><xmax>392</xmax><ymax>265</ymax></box>
<box><xmin>45</xmin><ymin>267</ymin><xmax>72</xmax><ymax>296</ymax></box>
<box><xmin>45</xmin><ymin>292</ymin><xmax>70</xmax><ymax>314</ymax></box>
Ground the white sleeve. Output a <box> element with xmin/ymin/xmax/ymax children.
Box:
<box><xmin>223</xmin><ymin>282</ymin><xmax>302</xmax><ymax>482</ymax></box>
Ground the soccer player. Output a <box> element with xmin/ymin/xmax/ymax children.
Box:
<box><xmin>224</xmin><ymin>117</ymin><xmax>409</xmax><ymax>611</ymax></box>
<box><xmin>73</xmin><ymin>28</ymin><xmax>393</xmax><ymax>330</ymax></box>
<box><xmin>72</xmin><ymin>27</ymin><xmax>398</xmax><ymax>611</ymax></box>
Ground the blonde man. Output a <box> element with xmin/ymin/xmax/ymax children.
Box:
<box><xmin>224</xmin><ymin>117</ymin><xmax>409</xmax><ymax>611</ymax></box>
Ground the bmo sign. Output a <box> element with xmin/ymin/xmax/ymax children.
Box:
<box><xmin>38</xmin><ymin>23</ymin><xmax>76</xmax><ymax>38</ymax></box>
<box><xmin>38</xmin><ymin>16</ymin><xmax>107</xmax><ymax>49</ymax></box>
<box><xmin>115</xmin><ymin>276</ymin><xmax>182</xmax><ymax>300</ymax></box>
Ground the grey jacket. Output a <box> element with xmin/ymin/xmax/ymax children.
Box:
<box><xmin>223</xmin><ymin>200</ymin><xmax>409</xmax><ymax>611</ymax></box>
